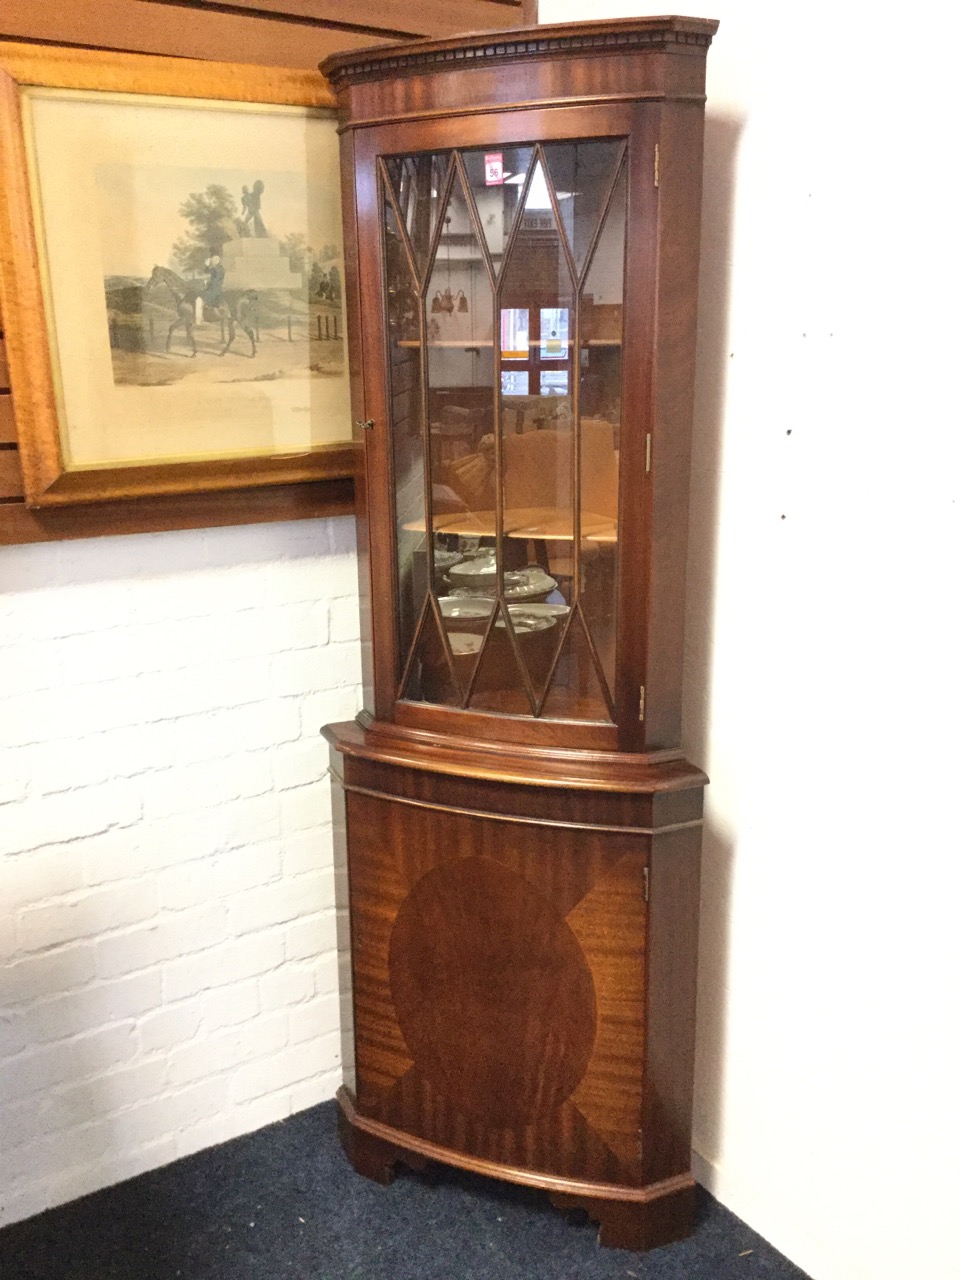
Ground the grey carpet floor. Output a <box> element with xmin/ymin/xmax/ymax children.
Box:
<box><xmin>0</xmin><ymin>1100</ymin><xmax>811</xmax><ymax>1279</ymax></box>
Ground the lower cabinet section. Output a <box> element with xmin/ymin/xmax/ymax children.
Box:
<box><xmin>326</xmin><ymin>725</ymin><xmax>704</xmax><ymax>1251</ymax></box>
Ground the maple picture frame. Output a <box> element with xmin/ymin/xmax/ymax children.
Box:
<box><xmin>0</xmin><ymin>42</ymin><xmax>356</xmax><ymax>507</ymax></box>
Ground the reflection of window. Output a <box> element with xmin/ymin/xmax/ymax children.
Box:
<box><xmin>499</xmin><ymin>305</ymin><xmax>571</xmax><ymax>399</ymax></box>
<box><xmin>500</xmin><ymin>308</ymin><xmax>529</xmax><ymax>359</ymax></box>
<box><xmin>502</xmin><ymin>370</ymin><xmax>530</xmax><ymax>396</ymax></box>
<box><xmin>539</xmin><ymin>308</ymin><xmax>568</xmax><ymax>359</ymax></box>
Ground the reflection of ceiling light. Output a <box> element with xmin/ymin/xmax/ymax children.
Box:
<box><xmin>503</xmin><ymin>163</ymin><xmax>572</xmax><ymax>209</ymax></box>
<box><xmin>527</xmin><ymin>165</ymin><xmax>552</xmax><ymax>207</ymax></box>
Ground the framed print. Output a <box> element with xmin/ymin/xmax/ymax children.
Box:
<box><xmin>0</xmin><ymin>44</ymin><xmax>356</xmax><ymax>506</ymax></box>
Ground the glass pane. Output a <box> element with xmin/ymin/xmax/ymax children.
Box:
<box><xmin>387</xmin><ymin>143</ymin><xmax>627</xmax><ymax>725</ymax></box>
<box><xmin>401</xmin><ymin>601</ymin><xmax>460</xmax><ymax>706</ymax></box>
<box><xmin>438</xmin><ymin>592</ymin><xmax>493</xmax><ymax>703</ymax></box>
<box><xmin>423</xmin><ymin>163</ymin><xmax>497</xmax><ymax>705</ymax></box>
<box><xmin>521</xmin><ymin>161</ymin><xmax>555</xmax><ymax>219</ymax></box>
<box><xmin>460</xmin><ymin>146</ymin><xmax>536</xmax><ymax>278</ymax></box>
<box><xmin>466</xmin><ymin>604</ymin><xmax>534</xmax><ymax>716</ymax></box>
<box><xmin>384</xmin><ymin>153</ymin><xmax>450</xmax><ymax>284</ymax></box>
<box><xmin>578</xmin><ymin>162</ymin><xmax>625</xmax><ymax>698</ymax></box>
<box><xmin>539</xmin><ymin>607</ymin><xmax>612</xmax><ymax>721</ymax></box>
<box><xmin>383</xmin><ymin>192</ymin><xmax>427</xmax><ymax>685</ymax></box>
<box><xmin>494</xmin><ymin>149</ymin><xmax>577</xmax><ymax>706</ymax></box>
<box><xmin>541</xmin><ymin>140</ymin><xmax>625</xmax><ymax>280</ymax></box>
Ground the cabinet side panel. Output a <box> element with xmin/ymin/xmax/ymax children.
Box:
<box><xmin>329</xmin><ymin>758</ymin><xmax>357</xmax><ymax>1095</ymax></box>
<box><xmin>338</xmin><ymin>129</ymin><xmax>375</xmax><ymax>714</ymax></box>
<box><xmin>645</xmin><ymin>99</ymin><xmax>707</xmax><ymax>748</ymax></box>
<box><xmin>641</xmin><ymin>823</ymin><xmax>702</xmax><ymax>1184</ymax></box>
<box><xmin>351</xmin><ymin>133</ymin><xmax>402</xmax><ymax>721</ymax></box>
<box><xmin>615</xmin><ymin>102</ymin><xmax>661</xmax><ymax>747</ymax></box>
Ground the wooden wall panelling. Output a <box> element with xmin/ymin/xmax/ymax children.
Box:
<box><xmin>0</xmin><ymin>324</ymin><xmax>22</xmax><ymax>498</ymax></box>
<box><xmin>0</xmin><ymin>449</ymin><xmax>24</xmax><ymax>501</ymax></box>
<box><xmin>188</xmin><ymin>1</ymin><xmax>532</xmax><ymax>41</ymax></box>
<box><xmin>0</xmin><ymin>394</ymin><xmax>15</xmax><ymax>445</ymax></box>
<box><xmin>0</xmin><ymin>309</ymin><xmax>24</xmax><ymax>512</ymax></box>
<box><xmin>0</xmin><ymin>1</ymin><xmax>528</xmax><ymax>69</ymax></box>
<box><xmin>0</xmin><ymin>318</ymin><xmax>22</xmax><ymax>497</ymax></box>
<box><xmin>0</xmin><ymin>1</ymin><xmax>395</xmax><ymax>69</ymax></box>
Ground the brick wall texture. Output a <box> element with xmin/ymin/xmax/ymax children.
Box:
<box><xmin>0</xmin><ymin>517</ymin><xmax>361</xmax><ymax>1228</ymax></box>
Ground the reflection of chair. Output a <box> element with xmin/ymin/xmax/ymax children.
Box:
<box><xmin>502</xmin><ymin>422</ymin><xmax>618</xmax><ymax>585</ymax></box>
<box><xmin>436</xmin><ymin>420</ymin><xmax>619</xmax><ymax>552</ymax></box>
<box><xmin>581</xmin><ymin>419</ymin><xmax>619</xmax><ymax>520</ymax></box>
<box><xmin>431</xmin><ymin>405</ymin><xmax>487</xmax><ymax>465</ymax></box>
<box><xmin>502</xmin><ymin>422</ymin><xmax>618</xmax><ymax>519</ymax></box>
<box><xmin>443</xmin><ymin>434</ymin><xmax>495</xmax><ymax>513</ymax></box>
<box><xmin>503</xmin><ymin>429</ymin><xmax>570</xmax><ymax>511</ymax></box>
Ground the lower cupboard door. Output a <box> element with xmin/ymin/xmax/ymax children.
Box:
<box><xmin>345</xmin><ymin>789</ymin><xmax>648</xmax><ymax>1186</ymax></box>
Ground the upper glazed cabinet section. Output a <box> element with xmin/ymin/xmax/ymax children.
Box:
<box><xmin>323</xmin><ymin>19</ymin><xmax>717</xmax><ymax>751</ymax></box>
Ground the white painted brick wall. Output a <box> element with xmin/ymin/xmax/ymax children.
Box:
<box><xmin>0</xmin><ymin>517</ymin><xmax>361</xmax><ymax>1229</ymax></box>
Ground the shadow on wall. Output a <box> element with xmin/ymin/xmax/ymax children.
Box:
<box><xmin>682</xmin><ymin>109</ymin><xmax>744</xmax><ymax>1184</ymax></box>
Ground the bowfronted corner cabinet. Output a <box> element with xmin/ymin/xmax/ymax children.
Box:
<box><xmin>320</xmin><ymin>16</ymin><xmax>717</xmax><ymax>1251</ymax></box>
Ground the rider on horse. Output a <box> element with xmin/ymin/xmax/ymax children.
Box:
<box><xmin>195</xmin><ymin>253</ymin><xmax>225</xmax><ymax>323</ymax></box>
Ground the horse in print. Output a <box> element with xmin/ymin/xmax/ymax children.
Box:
<box><xmin>147</xmin><ymin>265</ymin><xmax>258</xmax><ymax>358</ymax></box>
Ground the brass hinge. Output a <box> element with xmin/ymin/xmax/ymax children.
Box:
<box><xmin>654</xmin><ymin>143</ymin><xmax>660</xmax><ymax>188</ymax></box>
<box><xmin>645</xmin><ymin>433</ymin><xmax>652</xmax><ymax>473</ymax></box>
<box><xmin>639</xmin><ymin>684</ymin><xmax>645</xmax><ymax>721</ymax></box>
<box><xmin>642</xmin><ymin>865</ymin><xmax>650</xmax><ymax>903</ymax></box>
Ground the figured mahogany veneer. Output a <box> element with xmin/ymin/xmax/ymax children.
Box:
<box><xmin>323</xmin><ymin>16</ymin><xmax>715</xmax><ymax>1251</ymax></box>
<box><xmin>325</xmin><ymin>720</ymin><xmax>704</xmax><ymax>1247</ymax></box>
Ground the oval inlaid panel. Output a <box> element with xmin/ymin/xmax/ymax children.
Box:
<box><xmin>388</xmin><ymin>856</ymin><xmax>597</xmax><ymax>1127</ymax></box>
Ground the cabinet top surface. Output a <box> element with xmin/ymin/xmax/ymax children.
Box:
<box><xmin>320</xmin><ymin>16</ymin><xmax>719</xmax><ymax>85</ymax></box>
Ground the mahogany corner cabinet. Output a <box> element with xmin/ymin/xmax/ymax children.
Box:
<box><xmin>320</xmin><ymin>16</ymin><xmax>717</xmax><ymax>1251</ymax></box>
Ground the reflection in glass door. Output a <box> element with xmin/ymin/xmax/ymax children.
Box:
<box><xmin>380</xmin><ymin>139</ymin><xmax>627</xmax><ymax>723</ymax></box>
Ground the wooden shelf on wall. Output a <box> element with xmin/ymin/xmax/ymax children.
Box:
<box><xmin>0</xmin><ymin>477</ymin><xmax>355</xmax><ymax>545</ymax></box>
<box><xmin>0</xmin><ymin>0</ymin><xmax>534</xmax><ymax>546</ymax></box>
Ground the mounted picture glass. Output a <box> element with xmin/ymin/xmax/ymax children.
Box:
<box><xmin>0</xmin><ymin>48</ymin><xmax>354</xmax><ymax>505</ymax></box>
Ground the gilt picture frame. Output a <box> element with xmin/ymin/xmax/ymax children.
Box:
<box><xmin>0</xmin><ymin>43</ymin><xmax>356</xmax><ymax>507</ymax></box>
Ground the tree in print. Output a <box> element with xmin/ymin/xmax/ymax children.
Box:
<box><xmin>170</xmin><ymin>184</ymin><xmax>238</xmax><ymax>275</ymax></box>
